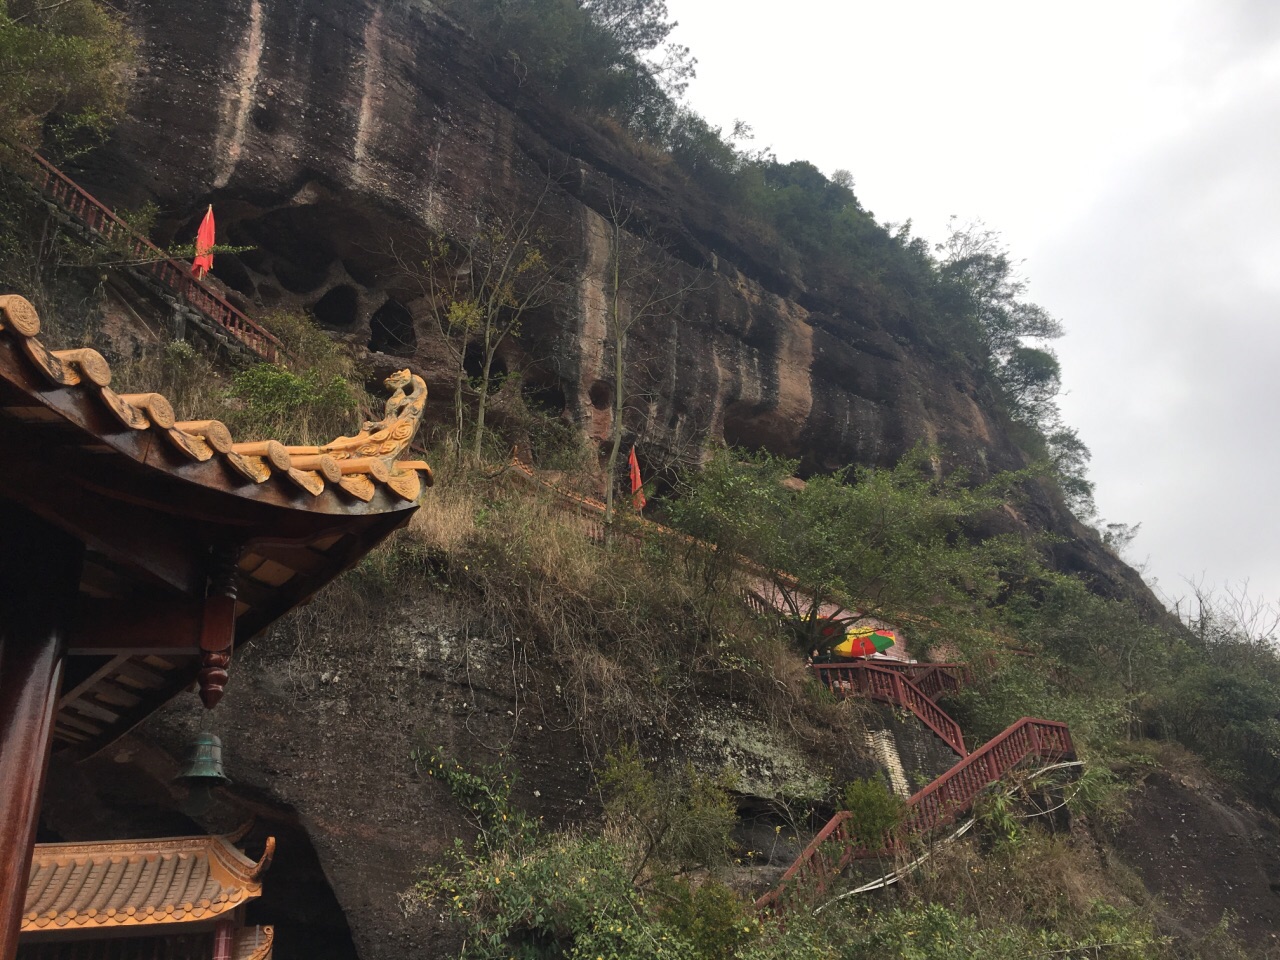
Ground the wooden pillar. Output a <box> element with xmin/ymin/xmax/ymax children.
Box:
<box><xmin>212</xmin><ymin>919</ymin><xmax>235</xmax><ymax>960</ymax></box>
<box><xmin>0</xmin><ymin>504</ymin><xmax>82</xmax><ymax>960</ymax></box>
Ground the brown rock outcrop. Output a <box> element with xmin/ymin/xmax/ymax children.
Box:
<box><xmin>76</xmin><ymin>0</ymin><xmax>1151</xmax><ymax>605</ymax></box>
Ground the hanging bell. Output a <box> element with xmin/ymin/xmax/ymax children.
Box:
<box><xmin>177</xmin><ymin>730</ymin><xmax>231</xmax><ymax>783</ymax></box>
<box><xmin>175</xmin><ymin>730</ymin><xmax>231</xmax><ymax>816</ymax></box>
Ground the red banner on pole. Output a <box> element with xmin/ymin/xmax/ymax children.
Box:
<box><xmin>192</xmin><ymin>205</ymin><xmax>215</xmax><ymax>279</ymax></box>
<box><xmin>628</xmin><ymin>446</ymin><xmax>646</xmax><ymax>510</ymax></box>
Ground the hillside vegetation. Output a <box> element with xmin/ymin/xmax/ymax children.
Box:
<box><xmin>121</xmin><ymin>310</ymin><xmax>1280</xmax><ymax>956</ymax></box>
<box><xmin>4</xmin><ymin>2</ymin><xmax>1280</xmax><ymax>958</ymax></box>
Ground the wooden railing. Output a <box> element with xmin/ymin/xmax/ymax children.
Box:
<box><xmin>756</xmin><ymin>717</ymin><xmax>1075</xmax><ymax>912</ymax></box>
<box><xmin>875</xmin><ymin>660</ymin><xmax>969</xmax><ymax>701</ymax></box>
<box><xmin>813</xmin><ymin>662</ymin><xmax>967</xmax><ymax>756</ymax></box>
<box><xmin>902</xmin><ymin>717</ymin><xmax>1072</xmax><ymax>836</ymax></box>
<box><xmin>25</xmin><ymin>153</ymin><xmax>283</xmax><ymax>363</ymax></box>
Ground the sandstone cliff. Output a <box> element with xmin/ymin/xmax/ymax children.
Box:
<box><xmin>78</xmin><ymin>0</ymin><xmax>1146</xmax><ymax>601</ymax></box>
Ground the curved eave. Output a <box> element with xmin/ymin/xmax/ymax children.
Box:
<box><xmin>0</xmin><ymin>336</ymin><xmax>418</xmax><ymax>520</ymax></box>
<box><xmin>21</xmin><ymin>833</ymin><xmax>271</xmax><ymax>935</ymax></box>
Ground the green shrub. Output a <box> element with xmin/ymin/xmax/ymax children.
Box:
<box><xmin>601</xmin><ymin>744</ymin><xmax>738</xmax><ymax>879</ymax></box>
<box><xmin>840</xmin><ymin>776</ymin><xmax>905</xmax><ymax>848</ymax></box>
<box><xmin>0</xmin><ymin>0</ymin><xmax>134</xmax><ymax>158</ymax></box>
<box><xmin>652</xmin><ymin>878</ymin><xmax>760</xmax><ymax>960</ymax></box>
<box><xmin>223</xmin><ymin>310</ymin><xmax>369</xmax><ymax>443</ymax></box>
<box><xmin>227</xmin><ymin>363</ymin><xmax>359</xmax><ymax>440</ymax></box>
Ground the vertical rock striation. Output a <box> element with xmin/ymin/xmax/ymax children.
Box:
<box><xmin>78</xmin><ymin>0</ymin><xmax>1151</xmax><ymax>602</ymax></box>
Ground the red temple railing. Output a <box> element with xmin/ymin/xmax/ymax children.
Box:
<box><xmin>756</xmin><ymin>717</ymin><xmax>1075</xmax><ymax>912</ymax></box>
<box><xmin>813</xmin><ymin>662</ymin><xmax>967</xmax><ymax>757</ymax></box>
<box><xmin>874</xmin><ymin>660</ymin><xmax>969</xmax><ymax>700</ymax></box>
<box><xmin>25</xmin><ymin>153</ymin><xmax>283</xmax><ymax>363</ymax></box>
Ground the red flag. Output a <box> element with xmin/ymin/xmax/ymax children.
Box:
<box><xmin>192</xmin><ymin>205</ymin><xmax>215</xmax><ymax>279</ymax></box>
<box><xmin>628</xmin><ymin>446</ymin><xmax>646</xmax><ymax>510</ymax></box>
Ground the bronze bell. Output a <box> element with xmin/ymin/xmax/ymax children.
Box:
<box><xmin>175</xmin><ymin>730</ymin><xmax>230</xmax><ymax>815</ymax></box>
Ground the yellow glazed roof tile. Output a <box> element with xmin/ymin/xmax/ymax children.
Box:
<box><xmin>22</xmin><ymin>834</ymin><xmax>273</xmax><ymax>933</ymax></box>
<box><xmin>0</xmin><ymin>294</ymin><xmax>431</xmax><ymax>505</ymax></box>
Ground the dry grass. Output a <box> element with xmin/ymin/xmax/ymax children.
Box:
<box><xmin>110</xmin><ymin>340</ymin><xmax>231</xmax><ymax>419</ymax></box>
<box><xmin>902</xmin><ymin>832</ymin><xmax>1153</xmax><ymax>943</ymax></box>
<box><xmin>591</xmin><ymin>114</ymin><xmax>675</xmax><ymax>172</ymax></box>
<box><xmin>388</xmin><ymin>457</ymin><xmax>867</xmax><ymax>765</ymax></box>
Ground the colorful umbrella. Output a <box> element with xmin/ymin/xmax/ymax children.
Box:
<box><xmin>192</xmin><ymin>205</ymin><xmax>215</xmax><ymax>279</ymax></box>
<box><xmin>830</xmin><ymin>627</ymin><xmax>896</xmax><ymax>659</ymax></box>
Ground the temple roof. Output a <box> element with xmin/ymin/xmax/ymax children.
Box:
<box><xmin>0</xmin><ymin>294</ymin><xmax>431</xmax><ymax>509</ymax></box>
<box><xmin>0</xmin><ymin>293</ymin><xmax>435</xmax><ymax>756</ymax></box>
<box><xmin>21</xmin><ymin>834</ymin><xmax>272</xmax><ymax>934</ymax></box>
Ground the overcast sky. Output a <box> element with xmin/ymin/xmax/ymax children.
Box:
<box><xmin>663</xmin><ymin>0</ymin><xmax>1280</xmax><ymax>612</ymax></box>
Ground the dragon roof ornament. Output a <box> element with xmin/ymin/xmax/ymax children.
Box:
<box><xmin>0</xmin><ymin>294</ymin><xmax>432</xmax><ymax>505</ymax></box>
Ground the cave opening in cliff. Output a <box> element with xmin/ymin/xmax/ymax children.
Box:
<box><xmin>523</xmin><ymin>379</ymin><xmax>567</xmax><ymax>415</ymax></box>
<box><xmin>39</xmin><ymin>748</ymin><xmax>361</xmax><ymax>960</ymax></box>
<box><xmin>723</xmin><ymin>400</ymin><xmax>800</xmax><ymax>459</ymax></box>
<box><xmin>241</xmin><ymin>209</ymin><xmax>342</xmax><ymax>294</ymax></box>
<box><xmin>368</xmin><ymin>298</ymin><xmax>416</xmax><ymax>354</ymax></box>
<box><xmin>214</xmin><ymin>253</ymin><xmax>256</xmax><ymax>298</ymax></box>
<box><xmin>463</xmin><ymin>343</ymin><xmax>508</xmax><ymax>381</ymax></box>
<box><xmin>312</xmin><ymin>285</ymin><xmax>359</xmax><ymax>330</ymax></box>
<box><xmin>588</xmin><ymin>380</ymin><xmax>612</xmax><ymax>411</ymax></box>
<box><xmin>241</xmin><ymin>816</ymin><xmax>360</xmax><ymax>960</ymax></box>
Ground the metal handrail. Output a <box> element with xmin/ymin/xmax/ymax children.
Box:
<box><xmin>25</xmin><ymin>152</ymin><xmax>283</xmax><ymax>363</ymax></box>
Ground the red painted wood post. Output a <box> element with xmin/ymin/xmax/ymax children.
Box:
<box><xmin>213</xmin><ymin>919</ymin><xmax>235</xmax><ymax>960</ymax></box>
<box><xmin>0</xmin><ymin>506</ymin><xmax>83</xmax><ymax>960</ymax></box>
<box><xmin>1028</xmin><ymin>722</ymin><xmax>1042</xmax><ymax>756</ymax></box>
<box><xmin>985</xmin><ymin>749</ymin><xmax>1000</xmax><ymax>782</ymax></box>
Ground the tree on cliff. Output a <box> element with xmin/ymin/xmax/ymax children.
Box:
<box><xmin>599</xmin><ymin>194</ymin><xmax>699</xmax><ymax>527</ymax></box>
<box><xmin>935</xmin><ymin>220</ymin><xmax>1064</xmax><ymax>423</ymax></box>
<box><xmin>443</xmin><ymin>0</ymin><xmax>692</xmax><ymax>131</ymax></box>
<box><xmin>396</xmin><ymin>189</ymin><xmax>564</xmax><ymax>461</ymax></box>
<box><xmin>670</xmin><ymin>447</ymin><xmax>1038</xmax><ymax>648</ymax></box>
<box><xmin>0</xmin><ymin>0</ymin><xmax>134</xmax><ymax>160</ymax></box>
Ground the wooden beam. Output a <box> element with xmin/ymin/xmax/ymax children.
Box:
<box><xmin>0</xmin><ymin>455</ymin><xmax>204</xmax><ymax>597</ymax></box>
<box><xmin>111</xmin><ymin>659</ymin><xmax>169</xmax><ymax>689</ymax></box>
<box><xmin>58</xmin><ymin>655</ymin><xmax>128</xmax><ymax>710</ymax></box>
<box><xmin>66</xmin><ymin>598</ymin><xmax>202</xmax><ymax>656</ymax></box>
<box><xmin>0</xmin><ymin>503</ymin><xmax>81</xmax><ymax>960</ymax></box>
<box><xmin>63</xmin><ymin>697</ymin><xmax>120</xmax><ymax>725</ymax></box>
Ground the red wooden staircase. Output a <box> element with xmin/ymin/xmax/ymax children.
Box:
<box><xmin>875</xmin><ymin>660</ymin><xmax>970</xmax><ymax>701</ymax></box>
<box><xmin>813</xmin><ymin>662</ymin><xmax>967</xmax><ymax>756</ymax></box>
<box><xmin>756</xmin><ymin>717</ymin><xmax>1075</xmax><ymax>912</ymax></box>
<box><xmin>23</xmin><ymin>152</ymin><xmax>283</xmax><ymax>363</ymax></box>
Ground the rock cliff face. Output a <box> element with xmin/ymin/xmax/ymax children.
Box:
<box><xmin>81</xmin><ymin>0</ymin><xmax>1146</xmax><ymax>599</ymax></box>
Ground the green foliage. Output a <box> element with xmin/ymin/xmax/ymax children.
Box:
<box><xmin>601</xmin><ymin>744</ymin><xmax>738</xmax><ymax>879</ymax></box>
<box><xmin>442</xmin><ymin>0</ymin><xmax>691</xmax><ymax>132</ymax></box>
<box><xmin>651</xmin><ymin>878</ymin><xmax>761</xmax><ymax>960</ymax></box>
<box><xmin>827</xmin><ymin>901</ymin><xmax>1167</xmax><ymax>960</ymax></box>
<box><xmin>0</xmin><ymin>0</ymin><xmax>134</xmax><ymax>158</ymax></box>
<box><xmin>670</xmin><ymin>446</ymin><xmax>1040</xmax><ymax>647</ymax></box>
<box><xmin>405</xmin><ymin>208</ymin><xmax>561</xmax><ymax>460</ymax></box>
<box><xmin>1044</xmin><ymin>426</ymin><xmax>1096</xmax><ymax>519</ymax></box>
<box><xmin>1151</xmin><ymin>641</ymin><xmax>1280</xmax><ymax>801</ymax></box>
<box><xmin>227</xmin><ymin>364</ymin><xmax>359</xmax><ymax>440</ymax></box>
<box><xmin>935</xmin><ymin>222</ymin><xmax>1063</xmax><ymax>365</ymax></box>
<box><xmin>421</xmin><ymin>747</ymin><xmax>728</xmax><ymax>960</ymax></box>
<box><xmin>224</xmin><ymin>310</ymin><xmax>367</xmax><ymax>444</ymax></box>
<box><xmin>839</xmin><ymin>777</ymin><xmax>905</xmax><ymax>848</ymax></box>
<box><xmin>428</xmin><ymin>829</ymin><xmax>672</xmax><ymax>960</ymax></box>
<box><xmin>413</xmin><ymin>746</ymin><xmax>536</xmax><ymax>847</ymax></box>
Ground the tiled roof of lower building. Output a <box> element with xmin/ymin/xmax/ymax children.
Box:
<box><xmin>22</xmin><ymin>834</ymin><xmax>272</xmax><ymax>933</ymax></box>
